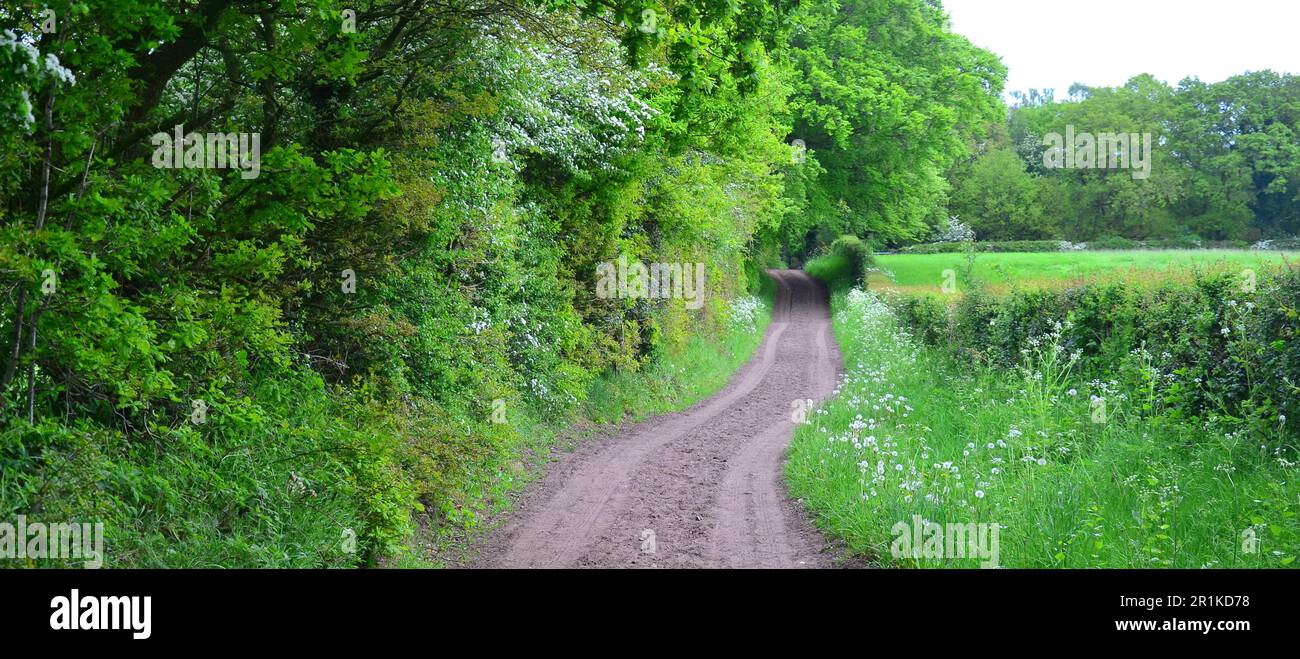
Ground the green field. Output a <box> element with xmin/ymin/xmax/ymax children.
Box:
<box><xmin>873</xmin><ymin>250</ymin><xmax>1299</xmax><ymax>294</ymax></box>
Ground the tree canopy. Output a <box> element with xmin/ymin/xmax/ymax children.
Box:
<box><xmin>949</xmin><ymin>71</ymin><xmax>1300</xmax><ymax>243</ymax></box>
<box><xmin>0</xmin><ymin>0</ymin><xmax>1003</xmax><ymax>565</ymax></box>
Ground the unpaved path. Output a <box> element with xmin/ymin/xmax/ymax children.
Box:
<box><xmin>473</xmin><ymin>270</ymin><xmax>841</xmax><ymax>568</ymax></box>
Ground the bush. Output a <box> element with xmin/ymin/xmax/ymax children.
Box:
<box><xmin>805</xmin><ymin>235</ymin><xmax>876</xmax><ymax>287</ymax></box>
<box><xmin>804</xmin><ymin>251</ymin><xmax>853</xmax><ymax>284</ymax></box>
<box><xmin>888</xmin><ymin>294</ymin><xmax>947</xmax><ymax>345</ymax></box>
<box><xmin>887</xmin><ymin>266</ymin><xmax>1300</xmax><ymax>442</ymax></box>
<box><xmin>831</xmin><ymin>235</ymin><xmax>876</xmax><ymax>284</ymax></box>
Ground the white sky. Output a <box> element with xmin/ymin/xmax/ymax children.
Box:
<box><xmin>942</xmin><ymin>0</ymin><xmax>1300</xmax><ymax>98</ymax></box>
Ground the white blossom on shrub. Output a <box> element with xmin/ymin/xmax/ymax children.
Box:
<box><xmin>1</xmin><ymin>30</ymin><xmax>77</xmax><ymax>132</ymax></box>
<box><xmin>472</xmin><ymin>25</ymin><xmax>657</xmax><ymax>175</ymax></box>
<box><xmin>934</xmin><ymin>215</ymin><xmax>975</xmax><ymax>243</ymax></box>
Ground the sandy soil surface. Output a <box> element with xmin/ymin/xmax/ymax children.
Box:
<box><xmin>472</xmin><ymin>270</ymin><xmax>842</xmax><ymax>568</ymax></box>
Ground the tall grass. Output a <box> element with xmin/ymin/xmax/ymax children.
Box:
<box><xmin>786</xmin><ymin>287</ymin><xmax>1299</xmax><ymax>568</ymax></box>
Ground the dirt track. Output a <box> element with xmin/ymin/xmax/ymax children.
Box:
<box><xmin>473</xmin><ymin>270</ymin><xmax>841</xmax><ymax>568</ymax></box>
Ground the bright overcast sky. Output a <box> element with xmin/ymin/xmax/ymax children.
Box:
<box><xmin>942</xmin><ymin>0</ymin><xmax>1300</xmax><ymax>98</ymax></box>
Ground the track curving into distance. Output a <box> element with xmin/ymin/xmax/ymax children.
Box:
<box><xmin>473</xmin><ymin>270</ymin><xmax>841</xmax><ymax>568</ymax></box>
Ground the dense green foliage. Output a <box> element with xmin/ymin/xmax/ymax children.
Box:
<box><xmin>1</xmin><ymin>1</ymin><xmax>1001</xmax><ymax>565</ymax></box>
<box><xmin>891</xmin><ymin>268</ymin><xmax>1300</xmax><ymax>437</ymax></box>
<box><xmin>945</xmin><ymin>72</ymin><xmax>1300</xmax><ymax>244</ymax></box>
<box><xmin>805</xmin><ymin>234</ymin><xmax>875</xmax><ymax>285</ymax></box>
<box><xmin>770</xmin><ymin>0</ymin><xmax>1006</xmax><ymax>256</ymax></box>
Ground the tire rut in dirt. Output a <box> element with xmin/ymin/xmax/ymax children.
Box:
<box><xmin>473</xmin><ymin>270</ymin><xmax>841</xmax><ymax>568</ymax></box>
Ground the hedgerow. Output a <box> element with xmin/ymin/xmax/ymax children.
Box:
<box><xmin>887</xmin><ymin>267</ymin><xmax>1300</xmax><ymax>442</ymax></box>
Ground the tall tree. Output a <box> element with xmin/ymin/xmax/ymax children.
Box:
<box><xmin>782</xmin><ymin>0</ymin><xmax>1006</xmax><ymax>251</ymax></box>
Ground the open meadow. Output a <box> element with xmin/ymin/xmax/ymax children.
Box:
<box><xmin>871</xmin><ymin>250</ymin><xmax>1300</xmax><ymax>296</ymax></box>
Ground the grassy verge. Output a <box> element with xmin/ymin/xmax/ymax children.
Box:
<box><xmin>789</xmin><ymin>278</ymin><xmax>1299</xmax><ymax>568</ymax></box>
<box><xmin>585</xmin><ymin>273</ymin><xmax>776</xmax><ymax>423</ymax></box>
<box><xmin>416</xmin><ymin>274</ymin><xmax>777</xmax><ymax>566</ymax></box>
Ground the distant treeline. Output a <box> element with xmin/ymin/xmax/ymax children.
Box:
<box><xmin>944</xmin><ymin>72</ymin><xmax>1300</xmax><ymax>244</ymax></box>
